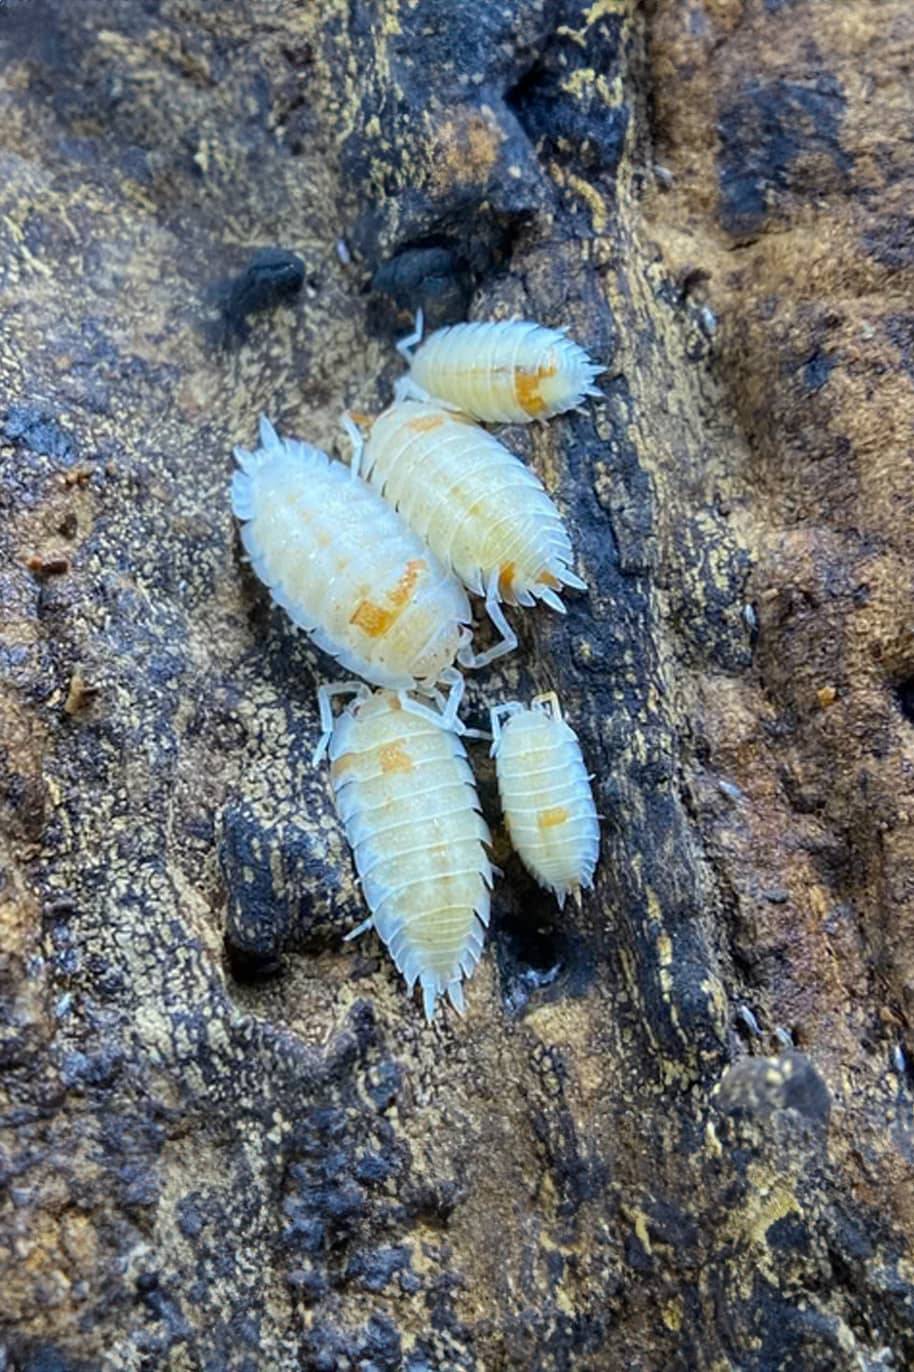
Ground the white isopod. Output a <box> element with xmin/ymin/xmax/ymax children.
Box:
<box><xmin>230</xmin><ymin>418</ymin><xmax>473</xmax><ymax>754</ymax></box>
<box><xmin>396</xmin><ymin>311</ymin><xmax>602</xmax><ymax>423</ymax></box>
<box><xmin>323</xmin><ymin>683</ymin><xmax>493</xmax><ymax>1021</ymax></box>
<box><xmin>491</xmin><ymin>692</ymin><xmax>600</xmax><ymax>908</ymax></box>
<box><xmin>346</xmin><ymin>400</ymin><xmax>586</xmax><ymax>668</ymax></box>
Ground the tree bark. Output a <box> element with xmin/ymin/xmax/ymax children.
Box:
<box><xmin>1</xmin><ymin>1</ymin><xmax>912</xmax><ymax>1368</ymax></box>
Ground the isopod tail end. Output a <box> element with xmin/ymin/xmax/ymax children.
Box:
<box><xmin>230</xmin><ymin>469</ymin><xmax>255</xmax><ymax>520</ymax></box>
<box><xmin>258</xmin><ymin>414</ymin><xmax>281</xmax><ymax>450</ymax></box>
<box><xmin>447</xmin><ymin>979</ymin><xmax>466</xmax><ymax>1016</ymax></box>
<box><xmin>421</xmin><ymin>976</ymin><xmax>439</xmax><ymax>1024</ymax></box>
<box><xmin>559</xmin><ymin>566</ymin><xmax>588</xmax><ymax>592</ymax></box>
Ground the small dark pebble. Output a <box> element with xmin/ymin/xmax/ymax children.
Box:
<box><xmin>763</xmin><ymin>889</ymin><xmax>790</xmax><ymax>904</ymax></box>
<box><xmin>26</xmin><ymin>554</ymin><xmax>69</xmax><ymax>576</ymax></box>
<box><xmin>217</xmin><ymin>247</ymin><xmax>305</xmax><ymax>346</ymax></box>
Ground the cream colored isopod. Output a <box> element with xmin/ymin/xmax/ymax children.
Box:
<box><xmin>324</xmin><ymin>684</ymin><xmax>493</xmax><ymax>1020</ymax></box>
<box><xmin>347</xmin><ymin>400</ymin><xmax>586</xmax><ymax>667</ymax></box>
<box><xmin>491</xmin><ymin>692</ymin><xmax>599</xmax><ymax>908</ymax></box>
<box><xmin>231</xmin><ymin>417</ymin><xmax>473</xmax><ymax>753</ymax></box>
<box><xmin>396</xmin><ymin>312</ymin><xmax>602</xmax><ymax>423</ymax></box>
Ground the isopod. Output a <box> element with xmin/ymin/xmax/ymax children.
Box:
<box><xmin>323</xmin><ymin>683</ymin><xmax>493</xmax><ymax>1020</ymax></box>
<box><xmin>231</xmin><ymin>417</ymin><xmax>472</xmax><ymax>754</ymax></box>
<box><xmin>491</xmin><ymin>692</ymin><xmax>599</xmax><ymax>907</ymax></box>
<box><xmin>397</xmin><ymin>311</ymin><xmax>602</xmax><ymax>423</ymax></box>
<box><xmin>346</xmin><ymin>400</ymin><xmax>586</xmax><ymax>667</ymax></box>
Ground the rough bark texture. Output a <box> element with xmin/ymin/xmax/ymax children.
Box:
<box><xmin>1</xmin><ymin>1</ymin><xmax>913</xmax><ymax>1368</ymax></box>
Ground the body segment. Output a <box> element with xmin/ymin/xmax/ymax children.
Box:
<box><xmin>401</xmin><ymin>318</ymin><xmax>602</xmax><ymax>423</ymax></box>
<box><xmin>231</xmin><ymin>418</ymin><xmax>471</xmax><ymax>694</ymax></box>
<box><xmin>492</xmin><ymin>692</ymin><xmax>599</xmax><ymax>907</ymax></box>
<box><xmin>328</xmin><ymin>687</ymin><xmax>493</xmax><ymax>1020</ymax></box>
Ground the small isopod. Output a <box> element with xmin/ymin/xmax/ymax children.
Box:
<box><xmin>491</xmin><ymin>692</ymin><xmax>599</xmax><ymax>908</ymax></box>
<box><xmin>347</xmin><ymin>400</ymin><xmax>586</xmax><ymax>667</ymax></box>
<box><xmin>396</xmin><ymin>312</ymin><xmax>603</xmax><ymax>423</ymax></box>
<box><xmin>323</xmin><ymin>683</ymin><xmax>493</xmax><ymax>1020</ymax></box>
<box><xmin>231</xmin><ymin>418</ymin><xmax>472</xmax><ymax>754</ymax></box>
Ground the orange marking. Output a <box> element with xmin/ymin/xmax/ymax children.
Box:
<box><xmin>347</xmin><ymin>410</ymin><xmax>374</xmax><ymax>429</ymax></box>
<box><xmin>407</xmin><ymin>413</ymin><xmax>446</xmax><ymax>434</ymax></box>
<box><xmin>539</xmin><ymin>570</ymin><xmax>560</xmax><ymax>589</ymax></box>
<box><xmin>378</xmin><ymin>741</ymin><xmax>413</xmax><ymax>773</ymax></box>
<box><xmin>331</xmin><ymin>753</ymin><xmax>357</xmax><ymax>778</ymax></box>
<box><xmin>538</xmin><ymin>806</ymin><xmax>569</xmax><ymax>830</ymax></box>
<box><xmin>515</xmin><ymin>359</ymin><xmax>558</xmax><ymax>416</ymax></box>
<box><xmin>498</xmin><ymin>562</ymin><xmax>516</xmax><ymax>597</ymax></box>
<box><xmin>350</xmin><ymin>559</ymin><xmax>426</xmax><ymax>638</ymax></box>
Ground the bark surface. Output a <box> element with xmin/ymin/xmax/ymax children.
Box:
<box><xmin>1</xmin><ymin>1</ymin><xmax>912</xmax><ymax>1368</ymax></box>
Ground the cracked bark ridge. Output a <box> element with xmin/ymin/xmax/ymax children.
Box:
<box><xmin>1</xmin><ymin>0</ymin><xmax>913</xmax><ymax>1369</ymax></box>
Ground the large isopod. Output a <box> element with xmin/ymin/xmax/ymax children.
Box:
<box><xmin>397</xmin><ymin>312</ymin><xmax>602</xmax><ymax>423</ymax></box>
<box><xmin>231</xmin><ymin>417</ymin><xmax>473</xmax><ymax>753</ymax></box>
<box><xmin>323</xmin><ymin>684</ymin><xmax>493</xmax><ymax>1020</ymax></box>
<box><xmin>347</xmin><ymin>400</ymin><xmax>586</xmax><ymax>668</ymax></box>
<box><xmin>491</xmin><ymin>692</ymin><xmax>599</xmax><ymax>908</ymax></box>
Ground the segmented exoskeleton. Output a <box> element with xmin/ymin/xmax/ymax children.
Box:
<box><xmin>397</xmin><ymin>313</ymin><xmax>602</xmax><ymax>423</ymax></box>
<box><xmin>346</xmin><ymin>401</ymin><xmax>586</xmax><ymax>668</ymax></box>
<box><xmin>231</xmin><ymin>418</ymin><xmax>473</xmax><ymax>755</ymax></box>
<box><xmin>491</xmin><ymin>692</ymin><xmax>599</xmax><ymax>908</ymax></box>
<box><xmin>323</xmin><ymin>684</ymin><xmax>493</xmax><ymax>1020</ymax></box>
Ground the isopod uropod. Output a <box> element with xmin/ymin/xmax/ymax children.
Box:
<box><xmin>324</xmin><ymin>684</ymin><xmax>493</xmax><ymax>1021</ymax></box>
<box><xmin>346</xmin><ymin>400</ymin><xmax>586</xmax><ymax>667</ymax></box>
<box><xmin>397</xmin><ymin>312</ymin><xmax>602</xmax><ymax>423</ymax></box>
<box><xmin>231</xmin><ymin>418</ymin><xmax>473</xmax><ymax>754</ymax></box>
<box><xmin>491</xmin><ymin>692</ymin><xmax>599</xmax><ymax>908</ymax></box>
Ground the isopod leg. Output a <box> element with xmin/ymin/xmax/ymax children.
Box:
<box><xmin>532</xmin><ymin>691</ymin><xmax>563</xmax><ymax>720</ymax></box>
<box><xmin>398</xmin><ymin>670</ymin><xmax>466</xmax><ymax>735</ymax></box>
<box><xmin>488</xmin><ymin>701</ymin><xmax>521</xmax><ymax>757</ymax></box>
<box><xmin>396</xmin><ymin>307</ymin><xmax>425</xmax><ymax>361</ymax></box>
<box><xmin>313</xmin><ymin>680</ymin><xmax>369</xmax><ymax>765</ymax></box>
<box><xmin>437</xmin><ymin>667</ymin><xmax>465</xmax><ymax>732</ymax></box>
<box><xmin>340</xmin><ymin>412</ymin><xmax>365</xmax><ymax>480</ymax></box>
<box><xmin>460</xmin><ymin>570</ymin><xmax>518</xmax><ymax>670</ymax></box>
<box><xmin>342</xmin><ymin>915</ymin><xmax>374</xmax><ymax>943</ymax></box>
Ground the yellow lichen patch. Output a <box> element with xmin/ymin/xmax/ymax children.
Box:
<box><xmin>538</xmin><ymin>805</ymin><xmax>569</xmax><ymax>829</ymax></box>
<box><xmin>431</xmin><ymin>107</ymin><xmax>503</xmax><ymax>191</ymax></box>
<box><xmin>515</xmin><ymin>360</ymin><xmax>559</xmax><ymax>416</ymax></box>
<box><xmin>498</xmin><ymin>562</ymin><xmax>516</xmax><ymax>596</ymax></box>
<box><xmin>378</xmin><ymin>741</ymin><xmax>413</xmax><ymax>774</ymax></box>
<box><xmin>407</xmin><ymin>413</ymin><xmax>447</xmax><ymax>434</ymax></box>
<box><xmin>350</xmin><ymin>559</ymin><xmax>425</xmax><ymax>637</ymax></box>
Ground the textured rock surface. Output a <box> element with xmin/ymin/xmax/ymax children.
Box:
<box><xmin>1</xmin><ymin>0</ymin><xmax>913</xmax><ymax>1368</ymax></box>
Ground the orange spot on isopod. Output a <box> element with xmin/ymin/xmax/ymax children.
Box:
<box><xmin>350</xmin><ymin>559</ymin><xmax>426</xmax><ymax>638</ymax></box>
<box><xmin>498</xmin><ymin>562</ymin><xmax>516</xmax><ymax>597</ymax></box>
<box><xmin>538</xmin><ymin>806</ymin><xmax>569</xmax><ymax>830</ymax></box>
<box><xmin>407</xmin><ymin>413</ymin><xmax>447</xmax><ymax>434</ymax></box>
<box><xmin>515</xmin><ymin>358</ymin><xmax>558</xmax><ymax>416</ymax></box>
<box><xmin>378</xmin><ymin>741</ymin><xmax>414</xmax><ymax>773</ymax></box>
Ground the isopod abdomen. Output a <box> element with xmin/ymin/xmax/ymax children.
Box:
<box><xmin>491</xmin><ymin>692</ymin><xmax>599</xmax><ymax>907</ymax></box>
<box><xmin>326</xmin><ymin>685</ymin><xmax>493</xmax><ymax>1020</ymax></box>
<box><xmin>399</xmin><ymin>316</ymin><xmax>602</xmax><ymax>423</ymax></box>
<box><xmin>231</xmin><ymin>417</ymin><xmax>472</xmax><ymax>706</ymax></box>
